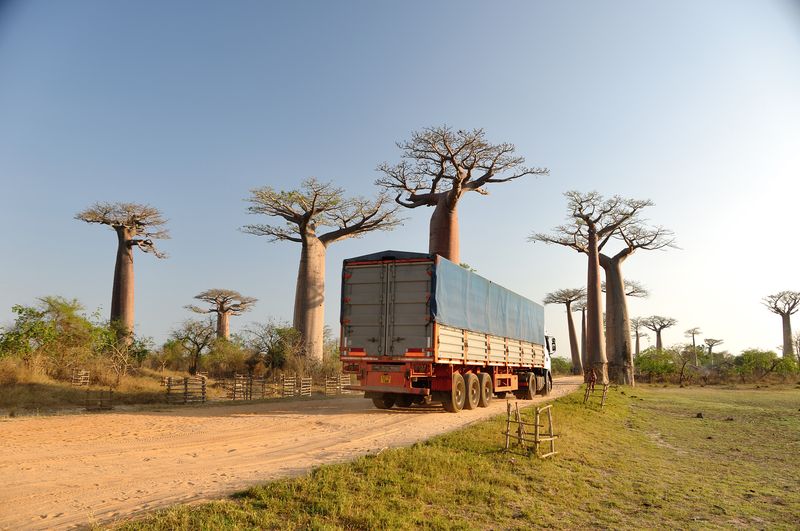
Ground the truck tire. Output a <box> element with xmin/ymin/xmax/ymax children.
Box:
<box><xmin>515</xmin><ymin>373</ymin><xmax>535</xmax><ymax>400</ymax></box>
<box><xmin>533</xmin><ymin>373</ymin><xmax>544</xmax><ymax>394</ymax></box>
<box><xmin>464</xmin><ymin>373</ymin><xmax>480</xmax><ymax>410</ymax></box>
<box><xmin>542</xmin><ymin>371</ymin><xmax>552</xmax><ymax>396</ymax></box>
<box><xmin>442</xmin><ymin>373</ymin><xmax>466</xmax><ymax>413</ymax></box>
<box><xmin>372</xmin><ymin>394</ymin><xmax>396</xmax><ymax>410</ymax></box>
<box><xmin>396</xmin><ymin>395</ymin><xmax>414</xmax><ymax>408</ymax></box>
<box><xmin>477</xmin><ymin>373</ymin><xmax>492</xmax><ymax>407</ymax></box>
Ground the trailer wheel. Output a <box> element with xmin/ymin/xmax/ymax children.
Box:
<box><xmin>396</xmin><ymin>395</ymin><xmax>414</xmax><ymax>408</ymax></box>
<box><xmin>477</xmin><ymin>373</ymin><xmax>492</xmax><ymax>407</ymax></box>
<box><xmin>495</xmin><ymin>391</ymin><xmax>507</xmax><ymax>399</ymax></box>
<box><xmin>372</xmin><ymin>394</ymin><xmax>396</xmax><ymax>410</ymax></box>
<box><xmin>515</xmin><ymin>373</ymin><xmax>535</xmax><ymax>400</ymax></box>
<box><xmin>464</xmin><ymin>373</ymin><xmax>480</xmax><ymax>410</ymax></box>
<box><xmin>442</xmin><ymin>373</ymin><xmax>466</xmax><ymax>413</ymax></box>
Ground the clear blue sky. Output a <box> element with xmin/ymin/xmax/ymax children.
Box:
<box><xmin>1</xmin><ymin>0</ymin><xmax>799</xmax><ymax>356</ymax></box>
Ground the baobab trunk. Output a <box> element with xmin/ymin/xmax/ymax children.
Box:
<box><xmin>635</xmin><ymin>331</ymin><xmax>640</xmax><ymax>358</ymax></box>
<box><xmin>586</xmin><ymin>230</ymin><xmax>608</xmax><ymax>383</ymax></box>
<box><xmin>581</xmin><ymin>307</ymin><xmax>587</xmax><ymax>368</ymax></box>
<box><xmin>602</xmin><ymin>257</ymin><xmax>634</xmax><ymax>385</ymax></box>
<box><xmin>656</xmin><ymin>331</ymin><xmax>663</xmax><ymax>352</ymax></box>
<box><xmin>781</xmin><ymin>313</ymin><xmax>794</xmax><ymax>360</ymax></box>
<box><xmin>110</xmin><ymin>228</ymin><xmax>134</xmax><ymax>343</ymax></box>
<box><xmin>216</xmin><ymin>312</ymin><xmax>230</xmax><ymax>340</ymax></box>
<box><xmin>565</xmin><ymin>302</ymin><xmax>583</xmax><ymax>375</ymax></box>
<box><xmin>429</xmin><ymin>195</ymin><xmax>459</xmax><ymax>262</ymax></box>
<box><xmin>293</xmin><ymin>236</ymin><xmax>327</xmax><ymax>361</ymax></box>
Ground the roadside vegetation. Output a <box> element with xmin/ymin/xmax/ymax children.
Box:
<box><xmin>114</xmin><ymin>384</ymin><xmax>800</xmax><ymax>530</ymax></box>
<box><xmin>0</xmin><ymin>296</ymin><xmax>340</xmax><ymax>414</ymax></box>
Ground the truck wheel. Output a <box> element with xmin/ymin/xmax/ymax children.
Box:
<box><xmin>372</xmin><ymin>394</ymin><xmax>396</xmax><ymax>409</ymax></box>
<box><xmin>442</xmin><ymin>373</ymin><xmax>466</xmax><ymax>413</ymax></box>
<box><xmin>495</xmin><ymin>391</ymin><xmax>507</xmax><ymax>399</ymax></box>
<box><xmin>533</xmin><ymin>373</ymin><xmax>545</xmax><ymax>394</ymax></box>
<box><xmin>477</xmin><ymin>373</ymin><xmax>492</xmax><ymax>407</ymax></box>
<box><xmin>396</xmin><ymin>395</ymin><xmax>414</xmax><ymax>408</ymax></box>
<box><xmin>542</xmin><ymin>372</ymin><xmax>552</xmax><ymax>396</ymax></box>
<box><xmin>464</xmin><ymin>373</ymin><xmax>480</xmax><ymax>410</ymax></box>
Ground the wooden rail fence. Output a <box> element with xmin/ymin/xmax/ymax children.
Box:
<box><xmin>165</xmin><ymin>376</ymin><xmax>207</xmax><ymax>404</ymax></box>
<box><xmin>71</xmin><ymin>369</ymin><xmax>90</xmax><ymax>387</ymax></box>
<box><xmin>325</xmin><ymin>374</ymin><xmax>354</xmax><ymax>395</ymax></box>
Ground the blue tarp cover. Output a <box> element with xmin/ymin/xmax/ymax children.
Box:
<box><xmin>433</xmin><ymin>258</ymin><xmax>545</xmax><ymax>345</ymax></box>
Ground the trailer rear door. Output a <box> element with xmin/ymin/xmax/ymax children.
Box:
<box><xmin>342</xmin><ymin>260</ymin><xmax>433</xmax><ymax>357</ymax></box>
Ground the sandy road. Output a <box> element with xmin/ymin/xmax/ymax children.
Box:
<box><xmin>0</xmin><ymin>376</ymin><xmax>581</xmax><ymax>530</ymax></box>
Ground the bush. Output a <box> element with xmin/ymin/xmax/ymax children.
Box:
<box><xmin>550</xmin><ymin>357</ymin><xmax>573</xmax><ymax>375</ymax></box>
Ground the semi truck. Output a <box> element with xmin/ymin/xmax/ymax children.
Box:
<box><xmin>339</xmin><ymin>250</ymin><xmax>555</xmax><ymax>412</ymax></box>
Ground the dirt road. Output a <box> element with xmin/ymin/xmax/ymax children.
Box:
<box><xmin>0</xmin><ymin>376</ymin><xmax>581</xmax><ymax>529</ymax></box>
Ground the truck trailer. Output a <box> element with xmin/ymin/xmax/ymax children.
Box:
<box><xmin>339</xmin><ymin>250</ymin><xmax>555</xmax><ymax>412</ymax></box>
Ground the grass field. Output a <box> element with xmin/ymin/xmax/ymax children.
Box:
<box><xmin>114</xmin><ymin>383</ymin><xmax>800</xmax><ymax>530</ymax></box>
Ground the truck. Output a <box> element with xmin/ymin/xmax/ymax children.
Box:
<box><xmin>339</xmin><ymin>250</ymin><xmax>555</xmax><ymax>412</ymax></box>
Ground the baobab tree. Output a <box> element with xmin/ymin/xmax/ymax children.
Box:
<box><xmin>704</xmin><ymin>338</ymin><xmax>723</xmax><ymax>365</ymax></box>
<box><xmin>186</xmin><ymin>289</ymin><xmax>257</xmax><ymax>340</ymax></box>
<box><xmin>531</xmin><ymin>191</ymin><xmax>655</xmax><ymax>383</ymax></box>
<box><xmin>630</xmin><ymin>317</ymin><xmax>648</xmax><ymax>358</ymax></box>
<box><xmin>376</xmin><ymin>126</ymin><xmax>547</xmax><ymax>263</ymax></box>
<box><xmin>543</xmin><ymin>288</ymin><xmax>586</xmax><ymax>375</ymax></box>
<box><xmin>75</xmin><ymin>202</ymin><xmax>168</xmax><ymax>342</ymax></box>
<box><xmin>600</xmin><ymin>219</ymin><xmax>673</xmax><ymax>385</ymax></box>
<box><xmin>573</xmin><ymin>297</ymin><xmax>588</xmax><ymax>369</ymax></box>
<box><xmin>685</xmin><ymin>327</ymin><xmax>702</xmax><ymax>365</ymax></box>
<box><xmin>243</xmin><ymin>178</ymin><xmax>400</xmax><ymax>361</ymax></box>
<box><xmin>762</xmin><ymin>291</ymin><xmax>800</xmax><ymax>361</ymax></box>
<box><xmin>641</xmin><ymin>316</ymin><xmax>677</xmax><ymax>351</ymax></box>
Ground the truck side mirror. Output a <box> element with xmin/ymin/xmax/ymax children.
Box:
<box><xmin>550</xmin><ymin>337</ymin><xmax>557</xmax><ymax>352</ymax></box>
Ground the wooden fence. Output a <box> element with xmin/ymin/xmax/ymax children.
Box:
<box><xmin>165</xmin><ymin>376</ymin><xmax>207</xmax><ymax>404</ymax></box>
<box><xmin>71</xmin><ymin>369</ymin><xmax>90</xmax><ymax>387</ymax></box>
<box><xmin>503</xmin><ymin>401</ymin><xmax>558</xmax><ymax>458</ymax></box>
<box><xmin>325</xmin><ymin>374</ymin><xmax>354</xmax><ymax>396</ymax></box>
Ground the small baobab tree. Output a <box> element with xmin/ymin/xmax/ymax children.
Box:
<box><xmin>630</xmin><ymin>317</ymin><xmax>648</xmax><ymax>358</ymax></box>
<box><xmin>243</xmin><ymin>178</ymin><xmax>400</xmax><ymax>361</ymax></box>
<box><xmin>543</xmin><ymin>288</ymin><xmax>586</xmax><ymax>375</ymax></box>
<box><xmin>574</xmin><ymin>297</ymin><xmax>588</xmax><ymax>368</ymax></box>
<box><xmin>641</xmin><ymin>315</ymin><xmax>677</xmax><ymax>352</ymax></box>
<box><xmin>531</xmin><ymin>191</ymin><xmax>655</xmax><ymax>384</ymax></box>
<box><xmin>75</xmin><ymin>202</ymin><xmax>168</xmax><ymax>342</ymax></box>
<box><xmin>186</xmin><ymin>289</ymin><xmax>257</xmax><ymax>340</ymax></box>
<box><xmin>684</xmin><ymin>327</ymin><xmax>702</xmax><ymax>365</ymax></box>
<box><xmin>377</xmin><ymin>126</ymin><xmax>547</xmax><ymax>263</ymax></box>
<box><xmin>762</xmin><ymin>291</ymin><xmax>800</xmax><ymax>361</ymax></box>
<box><xmin>704</xmin><ymin>338</ymin><xmax>723</xmax><ymax>365</ymax></box>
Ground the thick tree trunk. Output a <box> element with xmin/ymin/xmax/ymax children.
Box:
<box><xmin>602</xmin><ymin>257</ymin><xmax>634</xmax><ymax>385</ymax></box>
<box><xmin>691</xmin><ymin>335</ymin><xmax>697</xmax><ymax>365</ymax></box>
<box><xmin>656</xmin><ymin>330</ymin><xmax>663</xmax><ymax>352</ymax></box>
<box><xmin>581</xmin><ymin>307</ymin><xmax>587</xmax><ymax>368</ymax></box>
<box><xmin>586</xmin><ymin>230</ymin><xmax>608</xmax><ymax>383</ymax></box>
<box><xmin>217</xmin><ymin>312</ymin><xmax>230</xmax><ymax>340</ymax></box>
<box><xmin>293</xmin><ymin>236</ymin><xmax>327</xmax><ymax>362</ymax></box>
<box><xmin>110</xmin><ymin>228</ymin><xmax>134</xmax><ymax>343</ymax></box>
<box><xmin>635</xmin><ymin>331</ymin><xmax>640</xmax><ymax>358</ymax></box>
<box><xmin>429</xmin><ymin>194</ymin><xmax>459</xmax><ymax>263</ymax></box>
<box><xmin>781</xmin><ymin>313</ymin><xmax>794</xmax><ymax>359</ymax></box>
<box><xmin>565</xmin><ymin>302</ymin><xmax>583</xmax><ymax>375</ymax></box>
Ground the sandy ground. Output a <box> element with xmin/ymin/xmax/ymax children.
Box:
<box><xmin>0</xmin><ymin>376</ymin><xmax>582</xmax><ymax>530</ymax></box>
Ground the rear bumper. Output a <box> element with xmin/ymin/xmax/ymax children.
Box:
<box><xmin>345</xmin><ymin>385</ymin><xmax>430</xmax><ymax>396</ymax></box>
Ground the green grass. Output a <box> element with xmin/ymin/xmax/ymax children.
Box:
<box><xmin>114</xmin><ymin>385</ymin><xmax>800</xmax><ymax>530</ymax></box>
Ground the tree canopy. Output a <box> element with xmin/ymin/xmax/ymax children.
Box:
<box><xmin>75</xmin><ymin>202</ymin><xmax>169</xmax><ymax>258</ymax></box>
